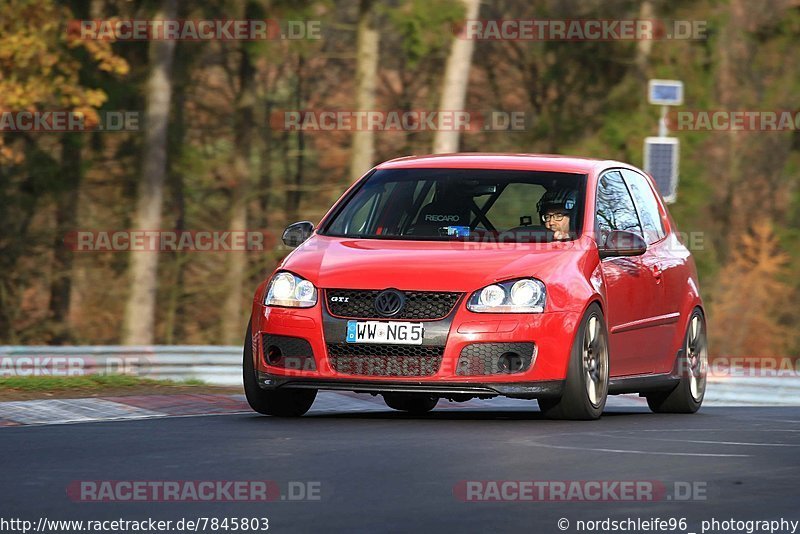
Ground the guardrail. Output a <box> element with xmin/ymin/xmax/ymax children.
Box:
<box><xmin>1</xmin><ymin>346</ymin><xmax>798</xmax><ymax>405</ymax></box>
<box><xmin>705</xmin><ymin>376</ymin><xmax>800</xmax><ymax>406</ymax></box>
<box><xmin>0</xmin><ymin>345</ymin><xmax>243</xmax><ymax>387</ymax></box>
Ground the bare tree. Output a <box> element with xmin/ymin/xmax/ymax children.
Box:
<box><xmin>348</xmin><ymin>0</ymin><xmax>380</xmax><ymax>181</ymax></box>
<box><xmin>432</xmin><ymin>0</ymin><xmax>480</xmax><ymax>154</ymax></box>
<box><xmin>222</xmin><ymin>2</ymin><xmax>258</xmax><ymax>345</ymax></box>
<box><xmin>634</xmin><ymin>0</ymin><xmax>653</xmax><ymax>79</ymax></box>
<box><xmin>122</xmin><ymin>0</ymin><xmax>177</xmax><ymax>345</ymax></box>
<box><xmin>48</xmin><ymin>134</ymin><xmax>81</xmax><ymax>344</ymax></box>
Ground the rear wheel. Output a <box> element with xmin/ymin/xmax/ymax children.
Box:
<box><xmin>646</xmin><ymin>309</ymin><xmax>707</xmax><ymax>414</ymax></box>
<box><xmin>383</xmin><ymin>393</ymin><xmax>438</xmax><ymax>415</ymax></box>
<box><xmin>538</xmin><ymin>303</ymin><xmax>608</xmax><ymax>420</ymax></box>
<box><xmin>243</xmin><ymin>319</ymin><xmax>316</xmax><ymax>417</ymax></box>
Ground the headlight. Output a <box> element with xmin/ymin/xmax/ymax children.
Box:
<box><xmin>467</xmin><ymin>278</ymin><xmax>545</xmax><ymax>313</ymax></box>
<box><xmin>264</xmin><ymin>272</ymin><xmax>317</xmax><ymax>308</ymax></box>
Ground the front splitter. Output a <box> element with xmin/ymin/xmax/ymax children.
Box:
<box><xmin>257</xmin><ymin>372</ymin><xmax>563</xmax><ymax>399</ymax></box>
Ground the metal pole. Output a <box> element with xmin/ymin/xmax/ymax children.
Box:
<box><xmin>659</xmin><ymin>105</ymin><xmax>668</xmax><ymax>137</ymax></box>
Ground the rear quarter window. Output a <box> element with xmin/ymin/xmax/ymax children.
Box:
<box><xmin>595</xmin><ymin>170</ymin><xmax>643</xmax><ymax>246</ymax></box>
<box><xmin>622</xmin><ymin>169</ymin><xmax>666</xmax><ymax>244</ymax></box>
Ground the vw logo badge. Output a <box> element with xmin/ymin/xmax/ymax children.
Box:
<box><xmin>374</xmin><ymin>289</ymin><xmax>405</xmax><ymax>317</ymax></box>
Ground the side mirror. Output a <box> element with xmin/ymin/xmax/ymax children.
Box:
<box><xmin>282</xmin><ymin>221</ymin><xmax>314</xmax><ymax>247</ymax></box>
<box><xmin>599</xmin><ymin>230</ymin><xmax>647</xmax><ymax>259</ymax></box>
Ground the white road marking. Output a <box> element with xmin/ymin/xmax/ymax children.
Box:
<box><xmin>602</xmin><ymin>428</ymin><xmax>800</xmax><ymax>434</ymax></box>
<box><xmin>521</xmin><ymin>441</ymin><xmax>751</xmax><ymax>457</ymax></box>
<box><xmin>609</xmin><ymin>436</ymin><xmax>800</xmax><ymax>447</ymax></box>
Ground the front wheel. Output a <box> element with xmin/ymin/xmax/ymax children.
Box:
<box><xmin>243</xmin><ymin>319</ymin><xmax>317</xmax><ymax>417</ymax></box>
<box><xmin>538</xmin><ymin>303</ymin><xmax>609</xmax><ymax>420</ymax></box>
<box><xmin>646</xmin><ymin>309</ymin><xmax>707</xmax><ymax>414</ymax></box>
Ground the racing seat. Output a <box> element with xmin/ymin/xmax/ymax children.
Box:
<box><xmin>408</xmin><ymin>197</ymin><xmax>473</xmax><ymax>236</ymax></box>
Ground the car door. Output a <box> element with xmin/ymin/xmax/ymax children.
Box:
<box><xmin>595</xmin><ymin>170</ymin><xmax>658</xmax><ymax>376</ymax></box>
<box><xmin>621</xmin><ymin>169</ymin><xmax>683</xmax><ymax>373</ymax></box>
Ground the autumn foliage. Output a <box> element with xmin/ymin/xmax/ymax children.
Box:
<box><xmin>0</xmin><ymin>0</ymin><xmax>799</xmax><ymax>357</ymax></box>
<box><xmin>709</xmin><ymin>221</ymin><xmax>797</xmax><ymax>358</ymax></box>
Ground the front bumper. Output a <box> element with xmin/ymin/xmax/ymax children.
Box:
<box><xmin>257</xmin><ymin>372</ymin><xmax>564</xmax><ymax>399</ymax></box>
<box><xmin>251</xmin><ymin>297</ymin><xmax>580</xmax><ymax>397</ymax></box>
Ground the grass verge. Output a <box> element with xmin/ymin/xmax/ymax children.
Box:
<box><xmin>0</xmin><ymin>375</ymin><xmax>240</xmax><ymax>401</ymax></box>
<box><xmin>0</xmin><ymin>374</ymin><xmax>204</xmax><ymax>391</ymax></box>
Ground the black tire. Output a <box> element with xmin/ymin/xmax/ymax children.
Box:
<box><xmin>243</xmin><ymin>319</ymin><xmax>316</xmax><ymax>417</ymax></box>
<box><xmin>537</xmin><ymin>303</ymin><xmax>609</xmax><ymax>420</ymax></box>
<box><xmin>383</xmin><ymin>393</ymin><xmax>438</xmax><ymax>415</ymax></box>
<box><xmin>646</xmin><ymin>308</ymin><xmax>707</xmax><ymax>414</ymax></box>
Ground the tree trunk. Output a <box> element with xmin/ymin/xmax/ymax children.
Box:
<box><xmin>259</xmin><ymin>87</ymin><xmax>274</xmax><ymax>228</ymax></box>
<box><xmin>432</xmin><ymin>0</ymin><xmax>480</xmax><ymax>154</ymax></box>
<box><xmin>286</xmin><ymin>55</ymin><xmax>305</xmax><ymax>222</ymax></box>
<box><xmin>122</xmin><ymin>0</ymin><xmax>177</xmax><ymax>345</ymax></box>
<box><xmin>348</xmin><ymin>0</ymin><xmax>379</xmax><ymax>181</ymax></box>
<box><xmin>634</xmin><ymin>0</ymin><xmax>653</xmax><ymax>80</ymax></box>
<box><xmin>163</xmin><ymin>47</ymin><xmax>189</xmax><ymax>345</ymax></box>
<box><xmin>710</xmin><ymin>0</ymin><xmax>748</xmax><ymax>263</ymax></box>
<box><xmin>222</xmin><ymin>28</ymin><xmax>257</xmax><ymax>345</ymax></box>
<box><xmin>0</xmin><ymin>138</ymin><xmax>45</xmax><ymax>343</ymax></box>
<box><xmin>48</xmin><ymin>134</ymin><xmax>82</xmax><ymax>344</ymax></box>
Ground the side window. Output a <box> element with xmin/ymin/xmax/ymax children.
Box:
<box><xmin>621</xmin><ymin>169</ymin><xmax>666</xmax><ymax>245</ymax></box>
<box><xmin>595</xmin><ymin>170</ymin><xmax>643</xmax><ymax>246</ymax></box>
<box><xmin>329</xmin><ymin>182</ymin><xmax>386</xmax><ymax>234</ymax></box>
<box><xmin>347</xmin><ymin>195</ymin><xmax>377</xmax><ymax>233</ymax></box>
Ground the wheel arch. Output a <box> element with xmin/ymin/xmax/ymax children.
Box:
<box><xmin>554</xmin><ymin>297</ymin><xmax>605</xmax><ymax>379</ymax></box>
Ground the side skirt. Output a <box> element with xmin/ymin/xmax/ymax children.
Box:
<box><xmin>608</xmin><ymin>373</ymin><xmax>680</xmax><ymax>395</ymax></box>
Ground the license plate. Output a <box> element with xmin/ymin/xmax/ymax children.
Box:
<box><xmin>346</xmin><ymin>321</ymin><xmax>424</xmax><ymax>345</ymax></box>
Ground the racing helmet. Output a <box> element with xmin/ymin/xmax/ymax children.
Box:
<box><xmin>537</xmin><ymin>188</ymin><xmax>577</xmax><ymax>217</ymax></box>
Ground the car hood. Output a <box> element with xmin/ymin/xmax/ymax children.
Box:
<box><xmin>279</xmin><ymin>235</ymin><xmax>594</xmax><ymax>292</ymax></box>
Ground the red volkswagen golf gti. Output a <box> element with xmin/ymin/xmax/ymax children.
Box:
<box><xmin>244</xmin><ymin>154</ymin><xmax>708</xmax><ymax>420</ymax></box>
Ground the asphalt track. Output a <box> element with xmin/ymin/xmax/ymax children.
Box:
<box><xmin>2</xmin><ymin>396</ymin><xmax>799</xmax><ymax>533</ymax></box>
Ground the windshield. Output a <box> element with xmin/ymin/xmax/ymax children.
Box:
<box><xmin>320</xmin><ymin>168</ymin><xmax>586</xmax><ymax>242</ymax></box>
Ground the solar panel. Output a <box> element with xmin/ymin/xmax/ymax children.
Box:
<box><xmin>648</xmin><ymin>79</ymin><xmax>684</xmax><ymax>106</ymax></box>
<box><xmin>643</xmin><ymin>137</ymin><xmax>679</xmax><ymax>203</ymax></box>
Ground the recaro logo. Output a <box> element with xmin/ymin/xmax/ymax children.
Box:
<box><xmin>330</xmin><ymin>296</ymin><xmax>349</xmax><ymax>303</ymax></box>
<box><xmin>425</xmin><ymin>214</ymin><xmax>460</xmax><ymax>222</ymax></box>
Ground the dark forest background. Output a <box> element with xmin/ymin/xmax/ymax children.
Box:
<box><xmin>1</xmin><ymin>0</ymin><xmax>798</xmax><ymax>360</ymax></box>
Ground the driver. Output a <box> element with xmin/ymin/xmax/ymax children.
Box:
<box><xmin>537</xmin><ymin>189</ymin><xmax>577</xmax><ymax>241</ymax></box>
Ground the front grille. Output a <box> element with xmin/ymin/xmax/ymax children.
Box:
<box><xmin>262</xmin><ymin>334</ymin><xmax>317</xmax><ymax>371</ymax></box>
<box><xmin>456</xmin><ymin>342</ymin><xmax>535</xmax><ymax>376</ymax></box>
<box><xmin>326</xmin><ymin>343</ymin><xmax>443</xmax><ymax>376</ymax></box>
<box><xmin>325</xmin><ymin>289</ymin><xmax>462</xmax><ymax>320</ymax></box>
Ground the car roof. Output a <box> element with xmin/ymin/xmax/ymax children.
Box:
<box><xmin>375</xmin><ymin>153</ymin><xmax>633</xmax><ymax>175</ymax></box>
